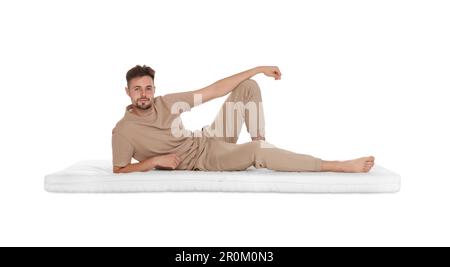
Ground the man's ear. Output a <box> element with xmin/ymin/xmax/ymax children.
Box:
<box><xmin>125</xmin><ymin>87</ymin><xmax>130</xmax><ymax>96</ymax></box>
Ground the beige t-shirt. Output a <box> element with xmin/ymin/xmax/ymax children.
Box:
<box><xmin>111</xmin><ymin>91</ymin><xmax>208</xmax><ymax>170</ymax></box>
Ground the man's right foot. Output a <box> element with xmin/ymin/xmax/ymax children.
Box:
<box><xmin>340</xmin><ymin>156</ymin><xmax>375</xmax><ymax>173</ymax></box>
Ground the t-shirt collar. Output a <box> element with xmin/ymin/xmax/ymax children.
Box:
<box><xmin>124</xmin><ymin>104</ymin><xmax>156</xmax><ymax>119</ymax></box>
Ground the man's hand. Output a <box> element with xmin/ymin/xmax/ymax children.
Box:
<box><xmin>151</xmin><ymin>154</ymin><xmax>181</xmax><ymax>170</ymax></box>
<box><xmin>113</xmin><ymin>154</ymin><xmax>181</xmax><ymax>173</ymax></box>
<box><xmin>259</xmin><ymin>66</ymin><xmax>282</xmax><ymax>80</ymax></box>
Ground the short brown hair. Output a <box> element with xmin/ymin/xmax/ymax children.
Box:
<box><xmin>126</xmin><ymin>65</ymin><xmax>155</xmax><ymax>85</ymax></box>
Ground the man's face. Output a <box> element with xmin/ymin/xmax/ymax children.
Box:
<box><xmin>126</xmin><ymin>76</ymin><xmax>155</xmax><ymax>110</ymax></box>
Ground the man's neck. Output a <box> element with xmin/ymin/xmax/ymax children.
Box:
<box><xmin>130</xmin><ymin>105</ymin><xmax>154</xmax><ymax>117</ymax></box>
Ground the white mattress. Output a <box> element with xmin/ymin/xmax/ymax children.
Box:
<box><xmin>44</xmin><ymin>160</ymin><xmax>401</xmax><ymax>193</ymax></box>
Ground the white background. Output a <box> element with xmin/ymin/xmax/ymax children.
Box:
<box><xmin>0</xmin><ymin>0</ymin><xmax>449</xmax><ymax>246</ymax></box>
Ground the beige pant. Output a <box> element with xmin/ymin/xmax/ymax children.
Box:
<box><xmin>194</xmin><ymin>79</ymin><xmax>322</xmax><ymax>172</ymax></box>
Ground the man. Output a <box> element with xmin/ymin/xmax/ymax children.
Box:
<box><xmin>112</xmin><ymin>65</ymin><xmax>375</xmax><ymax>174</ymax></box>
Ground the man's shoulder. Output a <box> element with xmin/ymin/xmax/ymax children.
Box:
<box><xmin>158</xmin><ymin>91</ymin><xmax>196</xmax><ymax>113</ymax></box>
<box><xmin>111</xmin><ymin>122</ymin><xmax>133</xmax><ymax>147</ymax></box>
<box><xmin>112</xmin><ymin>117</ymin><xmax>132</xmax><ymax>135</ymax></box>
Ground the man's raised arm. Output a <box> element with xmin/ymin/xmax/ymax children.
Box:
<box><xmin>192</xmin><ymin>66</ymin><xmax>282</xmax><ymax>103</ymax></box>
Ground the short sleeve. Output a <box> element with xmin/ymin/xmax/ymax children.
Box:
<box><xmin>162</xmin><ymin>91</ymin><xmax>197</xmax><ymax>114</ymax></box>
<box><xmin>111</xmin><ymin>132</ymin><xmax>134</xmax><ymax>167</ymax></box>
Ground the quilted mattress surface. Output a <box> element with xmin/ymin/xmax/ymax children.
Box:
<box><xmin>44</xmin><ymin>160</ymin><xmax>401</xmax><ymax>193</ymax></box>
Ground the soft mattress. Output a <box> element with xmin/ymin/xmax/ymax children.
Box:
<box><xmin>44</xmin><ymin>160</ymin><xmax>401</xmax><ymax>193</ymax></box>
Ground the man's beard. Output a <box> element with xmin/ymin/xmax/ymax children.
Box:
<box><xmin>136</xmin><ymin>99</ymin><xmax>152</xmax><ymax>110</ymax></box>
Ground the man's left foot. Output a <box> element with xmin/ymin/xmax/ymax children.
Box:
<box><xmin>340</xmin><ymin>156</ymin><xmax>375</xmax><ymax>173</ymax></box>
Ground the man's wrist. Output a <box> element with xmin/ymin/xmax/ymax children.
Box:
<box><xmin>253</xmin><ymin>66</ymin><xmax>264</xmax><ymax>74</ymax></box>
<box><xmin>143</xmin><ymin>157</ymin><xmax>156</xmax><ymax>171</ymax></box>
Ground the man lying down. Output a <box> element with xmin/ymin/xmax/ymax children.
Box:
<box><xmin>112</xmin><ymin>65</ymin><xmax>375</xmax><ymax>174</ymax></box>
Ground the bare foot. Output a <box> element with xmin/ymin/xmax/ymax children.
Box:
<box><xmin>340</xmin><ymin>156</ymin><xmax>375</xmax><ymax>173</ymax></box>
